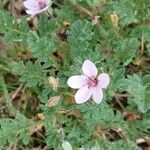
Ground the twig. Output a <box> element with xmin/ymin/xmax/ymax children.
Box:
<box><xmin>106</xmin><ymin>130</ymin><xmax>115</xmax><ymax>141</ymax></box>
<box><xmin>12</xmin><ymin>84</ymin><xmax>23</xmax><ymax>100</ymax></box>
<box><xmin>115</xmin><ymin>93</ymin><xmax>129</xmax><ymax>98</ymax></box>
<box><xmin>67</xmin><ymin>0</ymin><xmax>94</xmax><ymax>18</ymax></box>
<box><xmin>141</xmin><ymin>36</ymin><xmax>144</xmax><ymax>55</ymax></box>
<box><xmin>0</xmin><ymin>74</ymin><xmax>17</xmax><ymax>115</ymax></box>
<box><xmin>116</xmin><ymin>99</ymin><xmax>125</xmax><ymax>110</ymax></box>
<box><xmin>115</xmin><ymin>93</ymin><xmax>128</xmax><ymax>110</ymax></box>
<box><xmin>117</xmin><ymin>129</ymin><xmax>127</xmax><ymax>142</ymax></box>
<box><xmin>137</xmin><ymin>137</ymin><xmax>150</xmax><ymax>146</ymax></box>
<box><xmin>143</xmin><ymin>137</ymin><xmax>150</xmax><ymax>146</ymax></box>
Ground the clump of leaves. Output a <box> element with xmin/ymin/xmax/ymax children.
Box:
<box><xmin>0</xmin><ymin>0</ymin><xmax>150</xmax><ymax>149</ymax></box>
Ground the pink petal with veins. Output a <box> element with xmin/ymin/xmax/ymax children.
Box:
<box><xmin>75</xmin><ymin>86</ymin><xmax>92</xmax><ymax>104</ymax></box>
<box><xmin>23</xmin><ymin>0</ymin><xmax>36</xmax><ymax>10</ymax></box>
<box><xmin>26</xmin><ymin>4</ymin><xmax>50</xmax><ymax>14</ymax></box>
<box><xmin>82</xmin><ymin>59</ymin><xmax>98</xmax><ymax>78</ymax></box>
<box><xmin>67</xmin><ymin>75</ymin><xmax>87</xmax><ymax>89</ymax></box>
<box><xmin>92</xmin><ymin>87</ymin><xmax>103</xmax><ymax>104</ymax></box>
<box><xmin>24</xmin><ymin>0</ymin><xmax>51</xmax><ymax>15</ymax></box>
<box><xmin>67</xmin><ymin>60</ymin><xmax>110</xmax><ymax>104</ymax></box>
<box><xmin>98</xmin><ymin>73</ymin><xmax>110</xmax><ymax>88</ymax></box>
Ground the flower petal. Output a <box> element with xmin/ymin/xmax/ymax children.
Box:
<box><xmin>23</xmin><ymin>0</ymin><xmax>37</xmax><ymax>10</ymax></box>
<box><xmin>92</xmin><ymin>87</ymin><xmax>103</xmax><ymax>104</ymax></box>
<box><xmin>45</xmin><ymin>0</ymin><xmax>52</xmax><ymax>5</ymax></box>
<box><xmin>98</xmin><ymin>73</ymin><xmax>110</xmax><ymax>88</ymax></box>
<box><xmin>26</xmin><ymin>5</ymin><xmax>49</xmax><ymax>14</ymax></box>
<box><xmin>75</xmin><ymin>86</ymin><xmax>92</xmax><ymax>104</ymax></box>
<box><xmin>38</xmin><ymin>4</ymin><xmax>50</xmax><ymax>12</ymax></box>
<box><xmin>82</xmin><ymin>59</ymin><xmax>97</xmax><ymax>77</ymax></box>
<box><xmin>67</xmin><ymin>75</ymin><xmax>87</xmax><ymax>89</ymax></box>
<box><xmin>26</xmin><ymin>9</ymin><xmax>39</xmax><ymax>15</ymax></box>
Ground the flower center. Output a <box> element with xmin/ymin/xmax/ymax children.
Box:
<box><xmin>87</xmin><ymin>77</ymin><xmax>98</xmax><ymax>88</ymax></box>
<box><xmin>37</xmin><ymin>0</ymin><xmax>47</xmax><ymax>9</ymax></box>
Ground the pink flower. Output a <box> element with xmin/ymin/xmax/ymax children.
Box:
<box><xmin>67</xmin><ymin>60</ymin><xmax>110</xmax><ymax>104</ymax></box>
<box><xmin>23</xmin><ymin>0</ymin><xmax>51</xmax><ymax>15</ymax></box>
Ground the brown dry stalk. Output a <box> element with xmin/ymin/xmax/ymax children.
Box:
<box><xmin>67</xmin><ymin>0</ymin><xmax>94</xmax><ymax>18</ymax></box>
<box><xmin>11</xmin><ymin>84</ymin><xmax>23</xmax><ymax>100</ymax></box>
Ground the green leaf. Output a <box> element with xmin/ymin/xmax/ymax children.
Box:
<box><xmin>122</xmin><ymin>74</ymin><xmax>150</xmax><ymax>113</ymax></box>
<box><xmin>110</xmin><ymin>67</ymin><xmax>125</xmax><ymax>88</ymax></box>
<box><xmin>77</xmin><ymin>101</ymin><xmax>123</xmax><ymax>128</ymax></box>
<box><xmin>86</xmin><ymin>0</ymin><xmax>103</xmax><ymax>7</ymax></box>
<box><xmin>130</xmin><ymin>25</ymin><xmax>150</xmax><ymax>41</ymax></box>
<box><xmin>38</xmin><ymin>85</ymin><xmax>53</xmax><ymax>103</ymax></box>
<box><xmin>8</xmin><ymin>61</ymin><xmax>47</xmax><ymax>87</ymax></box>
<box><xmin>56</xmin><ymin>2</ymin><xmax>78</xmax><ymax>22</ymax></box>
<box><xmin>67</xmin><ymin>19</ymin><xmax>94</xmax><ymax>45</ymax></box>
<box><xmin>97</xmin><ymin>139</ymin><xmax>140</xmax><ymax>150</ymax></box>
<box><xmin>27</xmin><ymin>32</ymin><xmax>57</xmax><ymax>66</ymax></box>
<box><xmin>114</xmin><ymin>38</ymin><xmax>139</xmax><ymax>66</ymax></box>
<box><xmin>38</xmin><ymin>17</ymin><xmax>59</xmax><ymax>36</ymax></box>
<box><xmin>0</xmin><ymin>113</ymin><xmax>30</xmax><ymax>148</ymax></box>
<box><xmin>105</xmin><ymin>0</ymin><xmax>137</xmax><ymax>27</ymax></box>
<box><xmin>67</xmin><ymin>19</ymin><xmax>94</xmax><ymax>54</ymax></box>
<box><xmin>133</xmin><ymin>112</ymin><xmax>150</xmax><ymax>134</ymax></box>
<box><xmin>0</xmin><ymin>9</ymin><xmax>28</xmax><ymax>44</ymax></box>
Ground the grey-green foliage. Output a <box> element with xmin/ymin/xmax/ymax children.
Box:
<box><xmin>27</xmin><ymin>32</ymin><xmax>57</xmax><ymax>66</ymax></box>
<box><xmin>78</xmin><ymin>101</ymin><xmax>123</xmax><ymax>129</ymax></box>
<box><xmin>38</xmin><ymin>17</ymin><xmax>59</xmax><ymax>36</ymax></box>
<box><xmin>109</xmin><ymin>68</ymin><xmax>125</xmax><ymax>93</ymax></box>
<box><xmin>67</xmin><ymin>19</ymin><xmax>94</xmax><ymax>51</ymax></box>
<box><xmin>0</xmin><ymin>113</ymin><xmax>30</xmax><ymax>148</ymax></box>
<box><xmin>114</xmin><ymin>38</ymin><xmax>139</xmax><ymax>66</ymax></box>
<box><xmin>86</xmin><ymin>0</ymin><xmax>104</xmax><ymax>7</ymax></box>
<box><xmin>133</xmin><ymin>112</ymin><xmax>150</xmax><ymax>134</ymax></box>
<box><xmin>0</xmin><ymin>0</ymin><xmax>150</xmax><ymax>149</ymax></box>
<box><xmin>130</xmin><ymin>25</ymin><xmax>150</xmax><ymax>42</ymax></box>
<box><xmin>104</xmin><ymin>0</ymin><xmax>150</xmax><ymax>27</ymax></box>
<box><xmin>104</xmin><ymin>0</ymin><xmax>137</xmax><ymax>27</ymax></box>
<box><xmin>123</xmin><ymin>74</ymin><xmax>150</xmax><ymax>113</ymax></box>
<box><xmin>0</xmin><ymin>9</ymin><xmax>28</xmax><ymax>44</ymax></box>
<box><xmin>8</xmin><ymin>61</ymin><xmax>47</xmax><ymax>87</ymax></box>
<box><xmin>97</xmin><ymin>139</ymin><xmax>140</xmax><ymax>150</ymax></box>
<box><xmin>81</xmin><ymin>140</ymin><xmax>140</xmax><ymax>150</ymax></box>
<box><xmin>38</xmin><ymin>85</ymin><xmax>53</xmax><ymax>103</ymax></box>
<box><xmin>56</xmin><ymin>1</ymin><xmax>78</xmax><ymax>22</ymax></box>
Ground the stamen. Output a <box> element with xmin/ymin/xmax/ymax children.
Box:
<box><xmin>87</xmin><ymin>77</ymin><xmax>98</xmax><ymax>88</ymax></box>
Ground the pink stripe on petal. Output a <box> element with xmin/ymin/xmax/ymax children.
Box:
<box><xmin>82</xmin><ymin>60</ymin><xmax>97</xmax><ymax>78</ymax></box>
<box><xmin>39</xmin><ymin>4</ymin><xmax>50</xmax><ymax>11</ymax></box>
<box><xmin>92</xmin><ymin>87</ymin><xmax>103</xmax><ymax>104</ymax></box>
<box><xmin>75</xmin><ymin>86</ymin><xmax>92</xmax><ymax>104</ymax></box>
<box><xmin>98</xmin><ymin>73</ymin><xmax>110</xmax><ymax>88</ymax></box>
<box><xmin>67</xmin><ymin>75</ymin><xmax>87</xmax><ymax>89</ymax></box>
